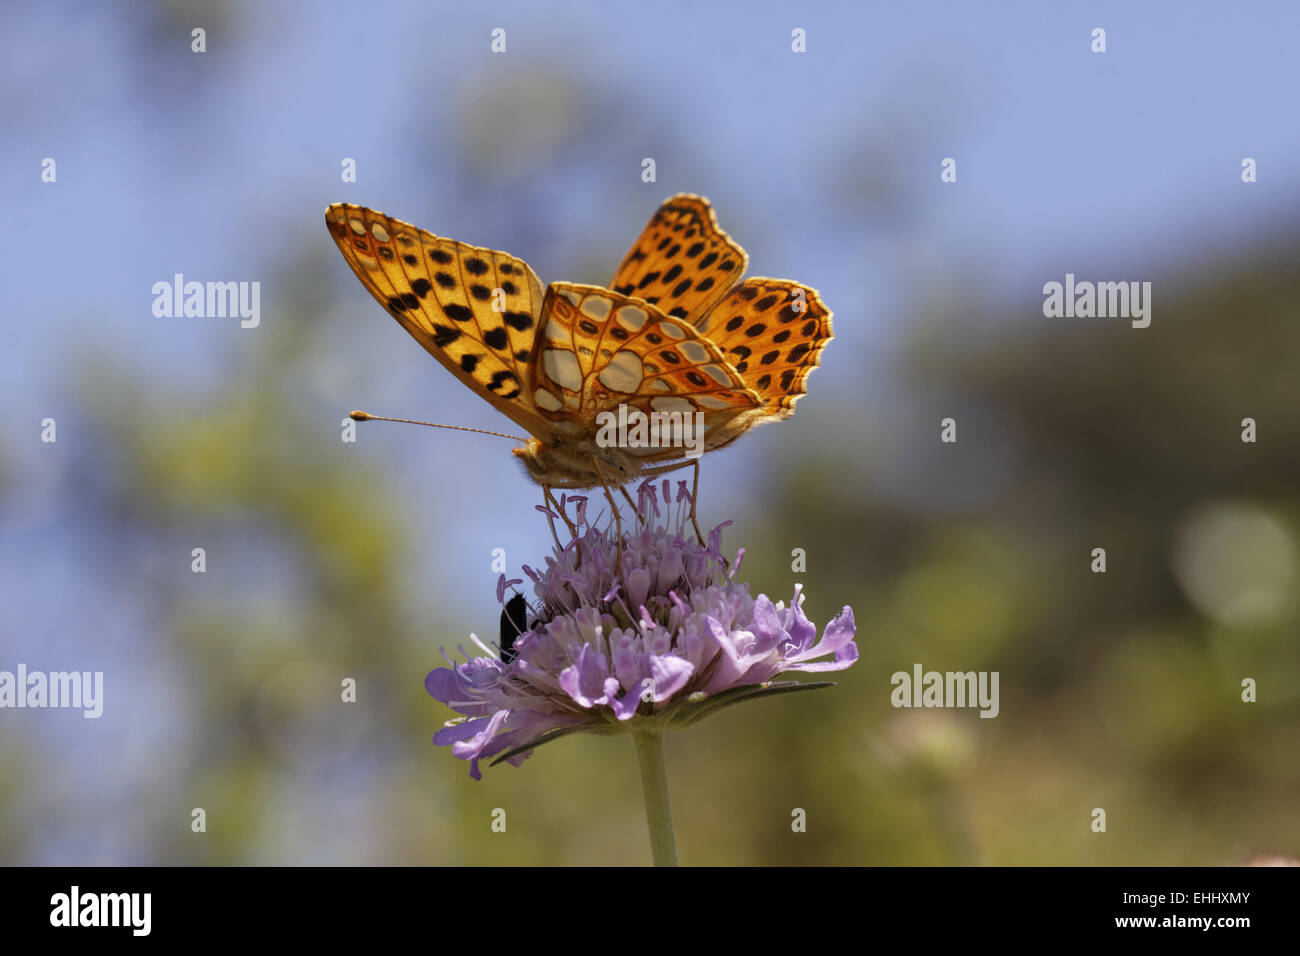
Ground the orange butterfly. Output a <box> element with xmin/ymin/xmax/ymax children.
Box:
<box><xmin>326</xmin><ymin>194</ymin><xmax>832</xmax><ymax>498</ymax></box>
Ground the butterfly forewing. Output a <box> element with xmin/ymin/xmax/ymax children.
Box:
<box><xmin>697</xmin><ymin>278</ymin><xmax>833</xmax><ymax>418</ymax></box>
<box><xmin>325</xmin><ymin>203</ymin><xmax>551</xmax><ymax>437</ymax></box>
<box><xmin>609</xmin><ymin>194</ymin><xmax>748</xmax><ymax>325</ymax></box>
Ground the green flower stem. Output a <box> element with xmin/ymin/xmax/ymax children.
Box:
<box><xmin>632</xmin><ymin>730</ymin><xmax>678</xmax><ymax>866</ymax></box>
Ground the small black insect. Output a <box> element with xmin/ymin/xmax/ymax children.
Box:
<box><xmin>499</xmin><ymin>592</ymin><xmax>529</xmax><ymax>663</ymax></box>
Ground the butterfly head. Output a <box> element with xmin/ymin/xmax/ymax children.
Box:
<box><xmin>513</xmin><ymin>437</ymin><xmax>642</xmax><ymax>489</ymax></box>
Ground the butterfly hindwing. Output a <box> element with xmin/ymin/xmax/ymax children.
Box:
<box><xmin>608</xmin><ymin>194</ymin><xmax>748</xmax><ymax>326</ymax></box>
<box><xmin>530</xmin><ymin>282</ymin><xmax>762</xmax><ymax>454</ymax></box>
<box><xmin>325</xmin><ymin>203</ymin><xmax>551</xmax><ymax>436</ymax></box>
<box><xmin>696</xmin><ymin>277</ymin><xmax>833</xmax><ymax>418</ymax></box>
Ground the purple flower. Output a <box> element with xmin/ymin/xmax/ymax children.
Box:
<box><xmin>425</xmin><ymin>480</ymin><xmax>858</xmax><ymax>779</ymax></box>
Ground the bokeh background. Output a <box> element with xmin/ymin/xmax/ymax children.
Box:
<box><xmin>3</xmin><ymin>0</ymin><xmax>1298</xmax><ymax>865</ymax></box>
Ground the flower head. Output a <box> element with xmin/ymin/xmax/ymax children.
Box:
<box><xmin>426</xmin><ymin>480</ymin><xmax>858</xmax><ymax>779</ymax></box>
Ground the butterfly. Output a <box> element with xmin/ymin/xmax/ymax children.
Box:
<box><xmin>325</xmin><ymin>194</ymin><xmax>832</xmax><ymax>493</ymax></box>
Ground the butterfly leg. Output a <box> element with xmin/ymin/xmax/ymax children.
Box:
<box><xmin>543</xmin><ymin>484</ymin><xmax>579</xmax><ymax>540</ymax></box>
<box><xmin>539</xmin><ymin>485</ymin><xmax>563</xmax><ymax>548</ymax></box>
<box><xmin>679</xmin><ymin>459</ymin><xmax>729</xmax><ymax>570</ymax></box>
<box><xmin>686</xmin><ymin>457</ymin><xmax>706</xmax><ymax>548</ymax></box>
<box><xmin>590</xmin><ymin>461</ymin><xmax>625</xmax><ymax>576</ymax></box>
<box><xmin>617</xmin><ymin>484</ymin><xmax>640</xmax><ymax>523</ymax></box>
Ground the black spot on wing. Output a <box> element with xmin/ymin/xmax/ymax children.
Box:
<box><xmin>487</xmin><ymin>369</ymin><xmax>521</xmax><ymax>398</ymax></box>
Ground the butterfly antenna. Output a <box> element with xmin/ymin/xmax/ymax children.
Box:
<box><xmin>350</xmin><ymin>410</ymin><xmax>526</xmax><ymax>443</ymax></box>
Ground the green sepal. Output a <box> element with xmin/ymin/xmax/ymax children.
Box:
<box><xmin>488</xmin><ymin>720</ymin><xmax>622</xmax><ymax>767</ymax></box>
<box><xmin>663</xmin><ymin>680</ymin><xmax>835</xmax><ymax>729</ymax></box>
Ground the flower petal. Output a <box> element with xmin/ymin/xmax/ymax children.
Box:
<box><xmin>786</xmin><ymin>607</ymin><xmax>857</xmax><ymax>664</ymax></box>
<box><xmin>648</xmin><ymin>654</ymin><xmax>694</xmax><ymax>701</ymax></box>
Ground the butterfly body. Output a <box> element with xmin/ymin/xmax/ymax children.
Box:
<box><xmin>514</xmin><ymin>436</ymin><xmax>645</xmax><ymax>489</ymax></box>
<box><xmin>327</xmin><ymin>195</ymin><xmax>832</xmax><ymax>489</ymax></box>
